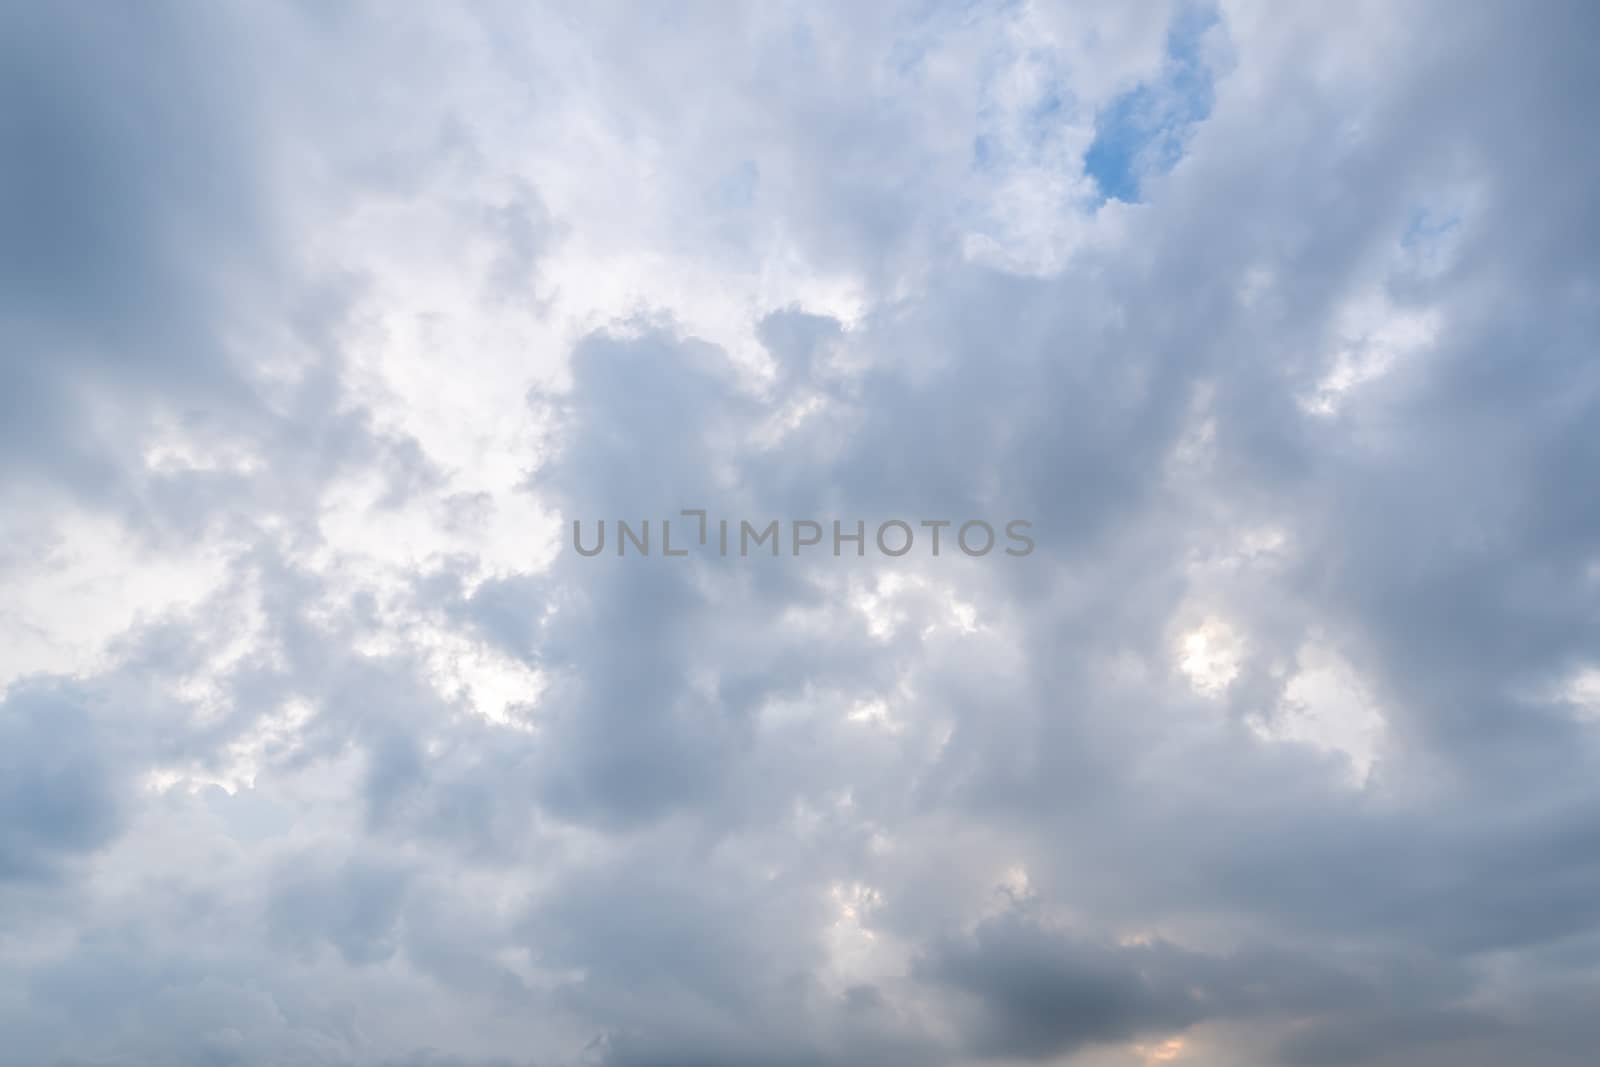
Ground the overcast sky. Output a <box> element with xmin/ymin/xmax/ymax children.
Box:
<box><xmin>3</xmin><ymin>2</ymin><xmax>1600</xmax><ymax>1065</ymax></box>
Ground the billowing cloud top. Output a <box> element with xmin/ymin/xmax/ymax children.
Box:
<box><xmin>3</xmin><ymin>2</ymin><xmax>1600</xmax><ymax>1065</ymax></box>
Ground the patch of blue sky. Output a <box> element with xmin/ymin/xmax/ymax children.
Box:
<box><xmin>1401</xmin><ymin>203</ymin><xmax>1462</xmax><ymax>249</ymax></box>
<box><xmin>1083</xmin><ymin>5</ymin><xmax>1219</xmax><ymax>205</ymax></box>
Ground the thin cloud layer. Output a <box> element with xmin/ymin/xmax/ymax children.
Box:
<box><xmin>2</xmin><ymin>2</ymin><xmax>1599</xmax><ymax>1066</ymax></box>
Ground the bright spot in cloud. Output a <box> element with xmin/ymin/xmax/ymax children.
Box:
<box><xmin>1302</xmin><ymin>294</ymin><xmax>1441</xmax><ymax>416</ymax></box>
<box><xmin>1252</xmin><ymin>642</ymin><xmax>1385</xmax><ymax>784</ymax></box>
<box><xmin>1558</xmin><ymin>665</ymin><xmax>1600</xmax><ymax>722</ymax></box>
<box><xmin>1178</xmin><ymin>617</ymin><xmax>1245</xmax><ymax>697</ymax></box>
<box><xmin>1136</xmin><ymin>1036</ymin><xmax>1188</xmax><ymax>1063</ymax></box>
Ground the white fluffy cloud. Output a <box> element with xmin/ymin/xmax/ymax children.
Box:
<box><xmin>3</xmin><ymin>2</ymin><xmax>1600</xmax><ymax>1065</ymax></box>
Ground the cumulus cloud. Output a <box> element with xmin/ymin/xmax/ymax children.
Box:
<box><xmin>3</xmin><ymin>2</ymin><xmax>1600</xmax><ymax>1066</ymax></box>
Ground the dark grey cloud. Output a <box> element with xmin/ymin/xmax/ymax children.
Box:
<box><xmin>916</xmin><ymin>916</ymin><xmax>1213</xmax><ymax>1059</ymax></box>
<box><xmin>0</xmin><ymin>3</ymin><xmax>275</xmax><ymax>499</ymax></box>
<box><xmin>0</xmin><ymin>682</ymin><xmax>126</xmax><ymax>882</ymax></box>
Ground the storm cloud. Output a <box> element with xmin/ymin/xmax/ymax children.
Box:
<box><xmin>3</xmin><ymin>2</ymin><xmax>1599</xmax><ymax>1066</ymax></box>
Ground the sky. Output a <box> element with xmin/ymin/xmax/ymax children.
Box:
<box><xmin>2</xmin><ymin>2</ymin><xmax>1599</xmax><ymax>1065</ymax></box>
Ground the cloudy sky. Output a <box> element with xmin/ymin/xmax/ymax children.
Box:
<box><xmin>3</xmin><ymin>2</ymin><xmax>1600</xmax><ymax>1064</ymax></box>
